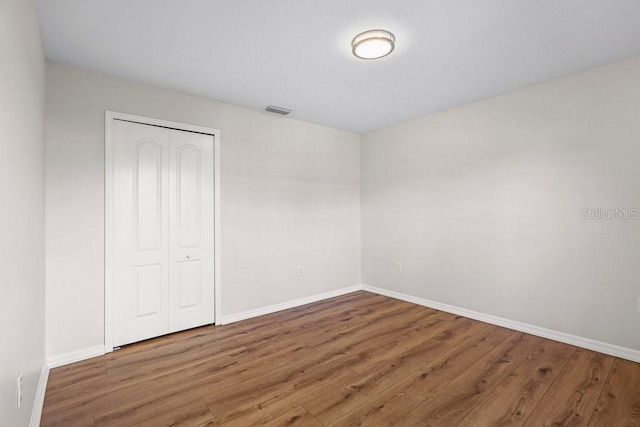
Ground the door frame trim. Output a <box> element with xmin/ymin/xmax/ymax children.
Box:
<box><xmin>104</xmin><ymin>111</ymin><xmax>221</xmax><ymax>352</ymax></box>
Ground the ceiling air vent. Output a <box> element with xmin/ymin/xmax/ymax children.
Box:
<box><xmin>265</xmin><ymin>105</ymin><xmax>291</xmax><ymax>116</ymax></box>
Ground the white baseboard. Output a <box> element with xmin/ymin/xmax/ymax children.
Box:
<box><xmin>47</xmin><ymin>285</ymin><xmax>638</xmax><ymax>370</ymax></box>
<box><xmin>47</xmin><ymin>345</ymin><xmax>105</xmax><ymax>369</ymax></box>
<box><xmin>219</xmin><ymin>285</ymin><xmax>363</xmax><ymax>325</ymax></box>
<box><xmin>45</xmin><ymin>286</ymin><xmax>363</xmax><ymax>368</ymax></box>
<box><xmin>30</xmin><ymin>364</ymin><xmax>49</xmax><ymax>427</ymax></box>
<box><xmin>362</xmin><ymin>285</ymin><xmax>640</xmax><ymax>363</ymax></box>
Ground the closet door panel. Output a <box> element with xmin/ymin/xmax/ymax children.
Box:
<box><xmin>113</xmin><ymin>120</ymin><xmax>170</xmax><ymax>346</ymax></box>
<box><xmin>111</xmin><ymin>119</ymin><xmax>215</xmax><ymax>346</ymax></box>
<box><xmin>168</xmin><ymin>129</ymin><xmax>215</xmax><ymax>332</ymax></box>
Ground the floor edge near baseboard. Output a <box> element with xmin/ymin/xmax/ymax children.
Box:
<box><xmin>219</xmin><ymin>285</ymin><xmax>363</xmax><ymax>325</ymax></box>
<box><xmin>362</xmin><ymin>284</ymin><xmax>640</xmax><ymax>363</ymax></box>
<box><xmin>46</xmin><ymin>283</ymin><xmax>639</xmax><ymax>370</ymax></box>
<box><xmin>47</xmin><ymin>345</ymin><xmax>105</xmax><ymax>369</ymax></box>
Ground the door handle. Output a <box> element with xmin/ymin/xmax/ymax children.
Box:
<box><xmin>186</xmin><ymin>254</ymin><xmax>191</xmax><ymax>259</ymax></box>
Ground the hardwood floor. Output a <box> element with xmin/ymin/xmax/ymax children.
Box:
<box><xmin>41</xmin><ymin>291</ymin><xmax>640</xmax><ymax>426</ymax></box>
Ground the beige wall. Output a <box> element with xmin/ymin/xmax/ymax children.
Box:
<box><xmin>361</xmin><ymin>57</ymin><xmax>640</xmax><ymax>351</ymax></box>
<box><xmin>45</xmin><ymin>61</ymin><xmax>361</xmax><ymax>360</ymax></box>
<box><xmin>0</xmin><ymin>0</ymin><xmax>46</xmax><ymax>423</ymax></box>
<box><xmin>44</xmin><ymin>51</ymin><xmax>640</xmax><ymax>362</ymax></box>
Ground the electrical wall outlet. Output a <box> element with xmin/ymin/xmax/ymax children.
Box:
<box><xmin>395</xmin><ymin>261</ymin><xmax>402</xmax><ymax>272</ymax></box>
<box><xmin>298</xmin><ymin>266</ymin><xmax>304</xmax><ymax>277</ymax></box>
<box><xmin>17</xmin><ymin>372</ymin><xmax>23</xmax><ymax>408</ymax></box>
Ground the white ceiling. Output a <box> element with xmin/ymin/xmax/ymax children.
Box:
<box><xmin>36</xmin><ymin>0</ymin><xmax>640</xmax><ymax>133</ymax></box>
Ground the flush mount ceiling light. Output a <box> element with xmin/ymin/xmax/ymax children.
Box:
<box><xmin>352</xmin><ymin>29</ymin><xmax>395</xmax><ymax>60</ymax></box>
<box><xmin>265</xmin><ymin>105</ymin><xmax>291</xmax><ymax>116</ymax></box>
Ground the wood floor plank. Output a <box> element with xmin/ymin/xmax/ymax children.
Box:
<box><xmin>46</xmin><ymin>356</ymin><xmax>106</xmax><ymax>391</ymax></box>
<box><xmin>97</xmin><ymin>300</ymin><xmax>418</xmax><ymax>425</ymax></box>
<box><xmin>263</xmin><ymin>407</ymin><xmax>323</xmax><ymax>427</ymax></box>
<box><xmin>348</xmin><ymin>312</ymin><xmax>463</xmax><ymax>374</ymax></box>
<box><xmin>392</xmin><ymin>414</ymin><xmax>428</xmax><ymax>426</ymax></box>
<box><xmin>216</xmin><ymin>406</ymin><xmax>322</xmax><ymax>427</ymax></box>
<box><xmin>457</xmin><ymin>372</ymin><xmax>549</xmax><ymax>427</ymax></box>
<box><xmin>522</xmin><ymin>348</ymin><xmax>614</xmax><ymax>426</ymax></box>
<box><xmin>45</xmin><ymin>296</ymin><xmax>397</xmax><ymax>419</ymax></box>
<box><xmin>40</xmin><ymin>291</ymin><xmax>640</xmax><ymax>427</ymax></box>
<box><xmin>95</xmin><ymin>396</ymin><xmax>214</xmax><ymax>426</ymax></box>
<box><xmin>202</xmin><ymin>349</ymin><xmax>356</xmax><ymax>417</ymax></box>
<box><xmin>213</xmin><ymin>367</ymin><xmax>358</xmax><ymax>425</ymax></box>
<box><xmin>201</xmin><ymin>304</ymin><xmax>431</xmax><ymax>417</ymax></box>
<box><xmin>410</xmin><ymin>332</ymin><xmax>543</xmax><ymax>426</ymax></box>
<box><xmin>303</xmin><ymin>335</ymin><xmax>455</xmax><ymax>424</ymax></box>
<box><xmin>457</xmin><ymin>338</ymin><xmax>575</xmax><ymax>427</ymax></box>
<box><xmin>43</xmin><ymin>361</ymin><xmax>109</xmax><ymax>406</ymax></box>
<box><xmin>588</xmin><ymin>358</ymin><xmax>640</xmax><ymax>426</ymax></box>
<box><xmin>105</xmin><ymin>292</ymin><xmax>388</xmax><ymax>380</ymax></box>
<box><xmin>40</xmin><ymin>410</ymin><xmax>94</xmax><ymax>427</ymax></box>
<box><xmin>299</xmin><ymin>301</ymin><xmax>432</xmax><ymax>351</ymax></box>
<box><xmin>43</xmin><ymin>354</ymin><xmax>239</xmax><ymax>422</ymax></box>
<box><xmin>301</xmin><ymin>315</ymin><xmax>482</xmax><ymax>424</ymax></box>
<box><xmin>106</xmin><ymin>292</ymin><xmax>385</xmax><ymax>370</ymax></box>
<box><xmin>62</xmin><ymin>341</ymin><xmax>311</xmax><ymax>423</ymax></box>
<box><xmin>511</xmin><ymin>338</ymin><xmax>576</xmax><ymax>384</ymax></box>
<box><xmin>325</xmin><ymin>325</ymin><xmax>513</xmax><ymax>426</ymax></box>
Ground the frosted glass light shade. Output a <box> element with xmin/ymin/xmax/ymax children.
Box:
<box><xmin>352</xmin><ymin>29</ymin><xmax>395</xmax><ymax>60</ymax></box>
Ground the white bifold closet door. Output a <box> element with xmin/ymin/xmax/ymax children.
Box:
<box><xmin>112</xmin><ymin>119</ymin><xmax>214</xmax><ymax>347</ymax></box>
